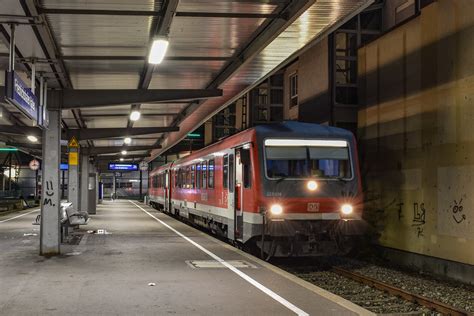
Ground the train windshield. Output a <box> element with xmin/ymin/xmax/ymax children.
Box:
<box><xmin>264</xmin><ymin>139</ymin><xmax>352</xmax><ymax>180</ymax></box>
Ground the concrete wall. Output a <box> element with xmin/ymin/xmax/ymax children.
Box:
<box><xmin>358</xmin><ymin>0</ymin><xmax>474</xmax><ymax>267</ymax></box>
<box><xmin>283</xmin><ymin>38</ymin><xmax>330</xmax><ymax>123</ymax></box>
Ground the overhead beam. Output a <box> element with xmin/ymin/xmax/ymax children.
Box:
<box><xmin>175</xmin><ymin>12</ymin><xmax>283</xmax><ymax>19</ymax></box>
<box><xmin>37</xmin><ymin>7</ymin><xmax>163</xmax><ymax>16</ymax></box>
<box><xmin>0</xmin><ymin>125</ymin><xmax>42</xmax><ymax>137</ymax></box>
<box><xmin>86</xmin><ymin>146</ymin><xmax>161</xmax><ymax>155</ymax></box>
<box><xmin>48</xmin><ymin>89</ymin><xmax>223</xmax><ymax>109</ymax></box>
<box><xmin>0</xmin><ymin>124</ymin><xmax>178</xmax><ymax>140</ymax></box>
<box><xmin>81</xmin><ymin>113</ymin><xmax>179</xmax><ymax>118</ymax></box>
<box><xmin>37</xmin><ymin>7</ymin><xmax>282</xmax><ymax>19</ymax></box>
<box><xmin>67</xmin><ymin>127</ymin><xmax>179</xmax><ymax>141</ymax></box>
<box><xmin>95</xmin><ymin>154</ymin><xmax>151</xmax><ymax>160</ymax></box>
<box><xmin>61</xmin><ymin>55</ymin><xmax>232</xmax><ymax>61</ymax></box>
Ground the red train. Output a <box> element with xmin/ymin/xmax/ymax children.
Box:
<box><xmin>148</xmin><ymin>121</ymin><xmax>364</xmax><ymax>257</ymax></box>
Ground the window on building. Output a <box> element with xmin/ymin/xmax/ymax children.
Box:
<box><xmin>208</xmin><ymin>160</ymin><xmax>215</xmax><ymax>188</ymax></box>
<box><xmin>202</xmin><ymin>162</ymin><xmax>207</xmax><ymax>189</ymax></box>
<box><xmin>289</xmin><ymin>73</ymin><xmax>298</xmax><ymax>107</ymax></box>
<box><xmin>223</xmin><ymin>155</ymin><xmax>228</xmax><ymax>189</ymax></box>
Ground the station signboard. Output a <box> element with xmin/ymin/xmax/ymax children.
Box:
<box><xmin>5</xmin><ymin>71</ymin><xmax>38</xmax><ymax>123</ymax></box>
<box><xmin>108</xmin><ymin>163</ymin><xmax>138</xmax><ymax>171</ymax></box>
<box><xmin>60</xmin><ymin>163</ymin><xmax>69</xmax><ymax>170</ymax></box>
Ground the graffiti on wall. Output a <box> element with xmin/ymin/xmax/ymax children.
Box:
<box><xmin>438</xmin><ymin>166</ymin><xmax>473</xmax><ymax>239</ymax></box>
<box><xmin>412</xmin><ymin>202</ymin><xmax>426</xmax><ymax>237</ymax></box>
<box><xmin>43</xmin><ymin>180</ymin><xmax>56</xmax><ymax>207</ymax></box>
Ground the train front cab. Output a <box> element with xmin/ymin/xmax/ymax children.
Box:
<box><xmin>239</xmin><ymin>124</ymin><xmax>365</xmax><ymax>257</ymax></box>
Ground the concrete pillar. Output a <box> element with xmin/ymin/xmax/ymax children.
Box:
<box><xmin>40</xmin><ymin>109</ymin><xmax>61</xmax><ymax>256</ymax></box>
<box><xmin>80</xmin><ymin>153</ymin><xmax>89</xmax><ymax>213</ymax></box>
<box><xmin>67</xmin><ymin>148</ymin><xmax>80</xmax><ymax>212</ymax></box>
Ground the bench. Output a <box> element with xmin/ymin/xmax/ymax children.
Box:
<box><xmin>33</xmin><ymin>203</ymin><xmax>90</xmax><ymax>241</ymax></box>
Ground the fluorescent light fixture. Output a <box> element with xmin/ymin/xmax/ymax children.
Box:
<box><xmin>213</xmin><ymin>152</ymin><xmax>226</xmax><ymax>157</ymax></box>
<box><xmin>124</xmin><ymin>137</ymin><xmax>132</xmax><ymax>145</ymax></box>
<box><xmin>130</xmin><ymin>111</ymin><xmax>141</xmax><ymax>121</ymax></box>
<box><xmin>148</xmin><ymin>37</ymin><xmax>169</xmax><ymax>64</ymax></box>
<box><xmin>120</xmin><ymin>158</ymin><xmax>124</xmax><ymax>161</ymax></box>
<box><xmin>121</xmin><ymin>150</ymin><xmax>127</xmax><ymax>155</ymax></box>
<box><xmin>27</xmin><ymin>135</ymin><xmax>38</xmax><ymax>143</ymax></box>
<box><xmin>264</xmin><ymin>139</ymin><xmax>347</xmax><ymax>147</ymax></box>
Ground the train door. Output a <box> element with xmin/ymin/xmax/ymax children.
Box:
<box><xmin>226</xmin><ymin>153</ymin><xmax>235</xmax><ymax>240</ymax></box>
<box><xmin>234</xmin><ymin>146</ymin><xmax>250</xmax><ymax>241</ymax></box>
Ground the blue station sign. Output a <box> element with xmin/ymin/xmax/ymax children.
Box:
<box><xmin>5</xmin><ymin>71</ymin><xmax>39</xmax><ymax>122</ymax></box>
<box><xmin>108</xmin><ymin>163</ymin><xmax>139</xmax><ymax>171</ymax></box>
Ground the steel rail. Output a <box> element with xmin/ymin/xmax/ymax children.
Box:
<box><xmin>332</xmin><ymin>267</ymin><xmax>470</xmax><ymax>316</ymax></box>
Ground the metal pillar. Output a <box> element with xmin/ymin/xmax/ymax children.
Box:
<box><xmin>40</xmin><ymin>109</ymin><xmax>61</xmax><ymax>256</ymax></box>
<box><xmin>67</xmin><ymin>148</ymin><xmax>80</xmax><ymax>211</ymax></box>
<box><xmin>80</xmin><ymin>153</ymin><xmax>89</xmax><ymax>213</ymax></box>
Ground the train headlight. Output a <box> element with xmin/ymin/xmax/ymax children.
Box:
<box><xmin>307</xmin><ymin>180</ymin><xmax>318</xmax><ymax>191</ymax></box>
<box><xmin>341</xmin><ymin>204</ymin><xmax>353</xmax><ymax>215</ymax></box>
<box><xmin>270</xmin><ymin>204</ymin><xmax>283</xmax><ymax>215</ymax></box>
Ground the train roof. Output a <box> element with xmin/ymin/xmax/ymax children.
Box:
<box><xmin>150</xmin><ymin>122</ymin><xmax>355</xmax><ymax>173</ymax></box>
<box><xmin>253</xmin><ymin>121</ymin><xmax>354</xmax><ymax>139</ymax></box>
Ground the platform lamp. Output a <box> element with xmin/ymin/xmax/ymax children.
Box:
<box><xmin>148</xmin><ymin>36</ymin><xmax>169</xmax><ymax>64</ymax></box>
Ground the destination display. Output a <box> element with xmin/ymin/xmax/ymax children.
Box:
<box><xmin>108</xmin><ymin>163</ymin><xmax>139</xmax><ymax>171</ymax></box>
<box><xmin>5</xmin><ymin>71</ymin><xmax>38</xmax><ymax>123</ymax></box>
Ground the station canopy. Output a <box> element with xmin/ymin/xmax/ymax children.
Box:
<box><xmin>0</xmin><ymin>0</ymin><xmax>372</xmax><ymax>165</ymax></box>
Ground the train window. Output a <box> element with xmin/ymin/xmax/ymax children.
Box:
<box><xmin>196</xmin><ymin>164</ymin><xmax>201</xmax><ymax>189</ymax></box>
<box><xmin>202</xmin><ymin>162</ymin><xmax>207</xmax><ymax>189</ymax></box>
<box><xmin>208</xmin><ymin>160</ymin><xmax>215</xmax><ymax>189</ymax></box>
<box><xmin>229</xmin><ymin>154</ymin><xmax>234</xmax><ymax>193</ymax></box>
<box><xmin>265</xmin><ymin>144</ymin><xmax>352</xmax><ymax>179</ymax></box>
<box><xmin>191</xmin><ymin>165</ymin><xmax>195</xmax><ymax>189</ymax></box>
<box><xmin>223</xmin><ymin>155</ymin><xmax>228</xmax><ymax>189</ymax></box>
<box><xmin>243</xmin><ymin>163</ymin><xmax>251</xmax><ymax>188</ymax></box>
<box><xmin>186</xmin><ymin>167</ymin><xmax>191</xmax><ymax>189</ymax></box>
<box><xmin>174</xmin><ymin>170</ymin><xmax>178</xmax><ymax>188</ymax></box>
<box><xmin>154</xmin><ymin>175</ymin><xmax>158</xmax><ymax>188</ymax></box>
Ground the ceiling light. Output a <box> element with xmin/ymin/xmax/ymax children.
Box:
<box><xmin>124</xmin><ymin>137</ymin><xmax>132</xmax><ymax>145</ymax></box>
<box><xmin>121</xmin><ymin>150</ymin><xmax>127</xmax><ymax>155</ymax></box>
<box><xmin>27</xmin><ymin>135</ymin><xmax>38</xmax><ymax>143</ymax></box>
<box><xmin>148</xmin><ymin>37</ymin><xmax>169</xmax><ymax>64</ymax></box>
<box><xmin>120</xmin><ymin>158</ymin><xmax>124</xmax><ymax>162</ymax></box>
<box><xmin>130</xmin><ymin>111</ymin><xmax>141</xmax><ymax>121</ymax></box>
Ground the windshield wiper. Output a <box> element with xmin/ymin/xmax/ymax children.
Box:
<box><xmin>334</xmin><ymin>176</ymin><xmax>348</xmax><ymax>183</ymax></box>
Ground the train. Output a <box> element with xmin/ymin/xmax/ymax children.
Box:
<box><xmin>148</xmin><ymin>121</ymin><xmax>364</xmax><ymax>257</ymax></box>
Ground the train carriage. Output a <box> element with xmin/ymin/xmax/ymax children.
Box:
<box><xmin>149</xmin><ymin>121</ymin><xmax>364</xmax><ymax>257</ymax></box>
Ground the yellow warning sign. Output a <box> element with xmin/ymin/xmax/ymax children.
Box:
<box><xmin>68</xmin><ymin>136</ymin><xmax>79</xmax><ymax>148</ymax></box>
<box><xmin>69</xmin><ymin>152</ymin><xmax>78</xmax><ymax>166</ymax></box>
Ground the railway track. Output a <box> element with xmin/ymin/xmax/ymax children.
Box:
<box><xmin>274</xmin><ymin>257</ymin><xmax>473</xmax><ymax>315</ymax></box>
<box><xmin>332</xmin><ymin>267</ymin><xmax>471</xmax><ymax>316</ymax></box>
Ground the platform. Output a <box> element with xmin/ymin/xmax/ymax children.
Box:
<box><xmin>0</xmin><ymin>201</ymin><xmax>372</xmax><ymax>315</ymax></box>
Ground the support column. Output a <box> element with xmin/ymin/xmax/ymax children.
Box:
<box><xmin>67</xmin><ymin>147</ymin><xmax>80</xmax><ymax>211</ymax></box>
<box><xmin>80</xmin><ymin>153</ymin><xmax>89</xmax><ymax>213</ymax></box>
<box><xmin>40</xmin><ymin>109</ymin><xmax>61</xmax><ymax>256</ymax></box>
